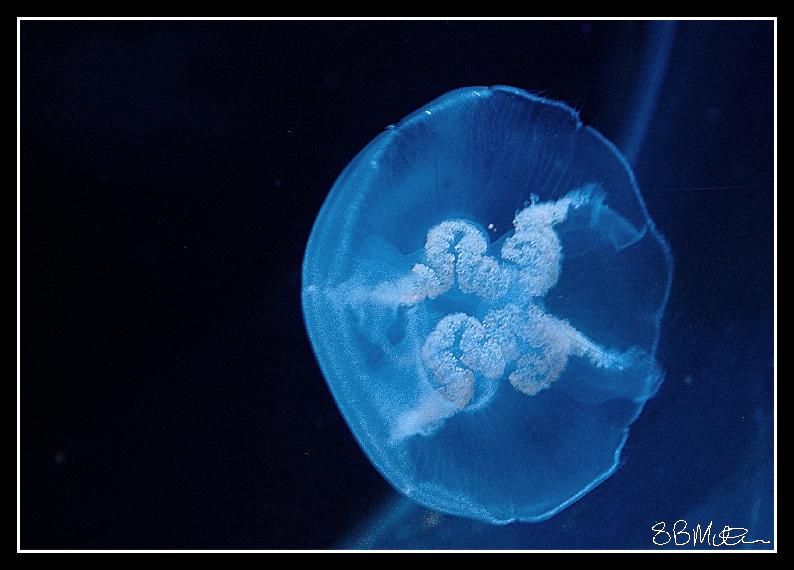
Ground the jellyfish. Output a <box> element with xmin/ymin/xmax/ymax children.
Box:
<box><xmin>302</xmin><ymin>86</ymin><xmax>672</xmax><ymax>524</ymax></box>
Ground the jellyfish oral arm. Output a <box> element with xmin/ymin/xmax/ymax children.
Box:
<box><xmin>338</xmin><ymin>188</ymin><xmax>633</xmax><ymax>438</ymax></box>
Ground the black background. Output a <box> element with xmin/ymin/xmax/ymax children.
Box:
<box><xmin>21</xmin><ymin>20</ymin><xmax>774</xmax><ymax>549</ymax></box>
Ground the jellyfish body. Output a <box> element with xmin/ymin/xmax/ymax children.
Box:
<box><xmin>302</xmin><ymin>86</ymin><xmax>672</xmax><ymax>524</ymax></box>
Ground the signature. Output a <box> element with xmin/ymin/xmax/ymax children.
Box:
<box><xmin>652</xmin><ymin>520</ymin><xmax>771</xmax><ymax>547</ymax></box>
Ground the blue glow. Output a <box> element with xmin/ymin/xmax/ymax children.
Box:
<box><xmin>619</xmin><ymin>21</ymin><xmax>677</xmax><ymax>165</ymax></box>
<box><xmin>302</xmin><ymin>86</ymin><xmax>673</xmax><ymax>524</ymax></box>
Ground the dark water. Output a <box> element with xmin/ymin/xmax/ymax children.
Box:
<box><xmin>21</xmin><ymin>20</ymin><xmax>773</xmax><ymax>550</ymax></box>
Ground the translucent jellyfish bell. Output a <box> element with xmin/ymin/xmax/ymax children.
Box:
<box><xmin>302</xmin><ymin>86</ymin><xmax>672</xmax><ymax>524</ymax></box>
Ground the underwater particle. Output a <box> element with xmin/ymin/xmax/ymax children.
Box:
<box><xmin>302</xmin><ymin>86</ymin><xmax>672</xmax><ymax>524</ymax></box>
